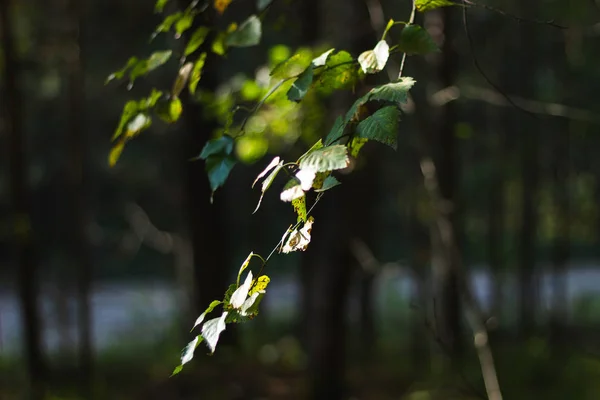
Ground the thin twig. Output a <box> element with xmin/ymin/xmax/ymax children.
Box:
<box><xmin>398</xmin><ymin>2</ymin><xmax>417</xmax><ymax>78</ymax></box>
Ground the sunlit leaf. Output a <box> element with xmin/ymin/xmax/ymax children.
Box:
<box><xmin>185</xmin><ymin>26</ymin><xmax>210</xmax><ymax>56</ymax></box>
<box><xmin>280</xmin><ymin>179</ymin><xmax>304</xmax><ymax>202</ymax></box>
<box><xmin>128</xmin><ymin>50</ymin><xmax>173</xmax><ymax>86</ymax></box>
<box><xmin>253</xmin><ymin>156</ymin><xmax>281</xmax><ymax>187</ymax></box>
<box><xmin>314</xmin><ymin>175</ymin><xmax>341</xmax><ymax>192</ymax></box>
<box><xmin>201</xmin><ymin>312</ymin><xmax>228</xmax><ymax>353</ymax></box>
<box><xmin>189</xmin><ymin>52</ymin><xmax>207</xmax><ymax>94</ymax></box>
<box><xmin>156</xmin><ymin>96</ymin><xmax>183</xmax><ymax>123</ymax></box>
<box><xmin>172</xmin><ymin>62</ymin><xmax>193</xmax><ymax>97</ymax></box>
<box><xmin>315</xmin><ymin>50</ymin><xmax>358</xmax><ymax>92</ymax></box>
<box><xmin>397</xmin><ymin>24</ymin><xmax>439</xmax><ymax>55</ymax></box>
<box><xmin>271</xmin><ymin>53</ymin><xmax>312</xmax><ymax>80</ymax></box>
<box><xmin>155</xmin><ymin>0</ymin><xmax>169</xmax><ymax>13</ymax></box>
<box><xmin>348</xmin><ymin>137</ymin><xmax>368</xmax><ymax>158</ymax></box>
<box><xmin>324</xmin><ymin>116</ymin><xmax>346</xmax><ymax>145</ymax></box>
<box><xmin>415</xmin><ymin>0</ymin><xmax>456</xmax><ymax>12</ymax></box>
<box><xmin>225</xmin><ymin>15</ymin><xmax>262</xmax><ymax>47</ymax></box>
<box><xmin>172</xmin><ymin>335</ymin><xmax>203</xmax><ymax>375</ymax></box>
<box><xmin>108</xmin><ymin>140</ymin><xmax>125</xmax><ymax>168</ymax></box>
<box><xmin>125</xmin><ymin>113</ymin><xmax>152</xmax><ymax>138</ymax></box>
<box><xmin>231</xmin><ymin>270</ymin><xmax>253</xmax><ymax>309</ymax></box>
<box><xmin>236</xmin><ymin>252</ymin><xmax>254</xmax><ymax>286</ymax></box>
<box><xmin>175</xmin><ymin>12</ymin><xmax>196</xmax><ymax>36</ymax></box>
<box><xmin>296</xmin><ymin>168</ymin><xmax>316</xmax><ymax>191</ymax></box>
<box><xmin>287</xmin><ymin>65</ymin><xmax>313</xmax><ymax>102</ymax></box>
<box><xmin>355</xmin><ymin>106</ymin><xmax>399</xmax><ymax>150</ymax></box>
<box><xmin>211</xmin><ymin>32</ymin><xmax>227</xmax><ymax>55</ymax></box>
<box><xmin>249</xmin><ymin>275</ymin><xmax>270</xmax><ymax>296</ymax></box>
<box><xmin>257</xmin><ymin>0</ymin><xmax>273</xmax><ymax>11</ymax></box>
<box><xmin>253</xmin><ymin>158</ymin><xmax>284</xmax><ymax>214</ymax></box>
<box><xmin>105</xmin><ymin>57</ymin><xmax>138</xmax><ymax>84</ymax></box>
<box><xmin>154</xmin><ymin>12</ymin><xmax>182</xmax><ymax>37</ymax></box>
<box><xmin>282</xmin><ymin>217</ymin><xmax>314</xmax><ymax>253</ymax></box>
<box><xmin>193</xmin><ymin>300</ymin><xmax>222</xmax><ymax>330</ymax></box>
<box><xmin>368</xmin><ymin>77</ymin><xmax>416</xmax><ymax>103</ymax></box>
<box><xmin>312</xmin><ymin>48</ymin><xmax>335</xmax><ymax>67</ymax></box>
<box><xmin>358</xmin><ymin>40</ymin><xmax>389</xmax><ymax>74</ymax></box>
<box><xmin>298</xmin><ymin>145</ymin><xmax>349</xmax><ymax>173</ymax></box>
<box><xmin>312</xmin><ymin>171</ymin><xmax>329</xmax><ymax>189</ymax></box>
<box><xmin>112</xmin><ymin>101</ymin><xmax>140</xmax><ymax>141</ymax></box>
<box><xmin>199</xmin><ymin>135</ymin><xmax>234</xmax><ymax>159</ymax></box>
<box><xmin>214</xmin><ymin>0</ymin><xmax>232</xmax><ymax>14</ymax></box>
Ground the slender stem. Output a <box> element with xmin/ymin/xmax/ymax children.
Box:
<box><xmin>398</xmin><ymin>0</ymin><xmax>416</xmax><ymax>79</ymax></box>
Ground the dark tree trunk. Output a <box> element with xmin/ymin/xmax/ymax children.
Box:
<box><xmin>176</xmin><ymin>3</ymin><xmax>233</xmax><ymax>344</ymax></box>
<box><xmin>427</xmin><ymin>7</ymin><xmax>463</xmax><ymax>357</ymax></box>
<box><xmin>515</xmin><ymin>2</ymin><xmax>539</xmax><ymax>338</ymax></box>
<box><xmin>65</xmin><ymin>0</ymin><xmax>94</xmax><ymax>394</ymax></box>
<box><xmin>550</xmin><ymin>122</ymin><xmax>570</xmax><ymax>347</ymax></box>
<box><xmin>1</xmin><ymin>0</ymin><xmax>46</xmax><ymax>396</ymax></box>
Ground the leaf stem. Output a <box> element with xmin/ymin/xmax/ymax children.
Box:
<box><xmin>398</xmin><ymin>1</ymin><xmax>416</xmax><ymax>79</ymax></box>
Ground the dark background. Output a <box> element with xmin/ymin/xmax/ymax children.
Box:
<box><xmin>2</xmin><ymin>0</ymin><xmax>600</xmax><ymax>399</ymax></box>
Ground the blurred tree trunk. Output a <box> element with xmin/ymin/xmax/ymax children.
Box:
<box><xmin>486</xmin><ymin>105</ymin><xmax>506</xmax><ymax>321</ymax></box>
<box><xmin>65</xmin><ymin>0</ymin><xmax>94</xmax><ymax>394</ymax></box>
<box><xmin>176</xmin><ymin>2</ymin><xmax>233</xmax><ymax>345</ymax></box>
<box><xmin>1</xmin><ymin>0</ymin><xmax>46</xmax><ymax>396</ymax></box>
<box><xmin>301</xmin><ymin>0</ymin><xmax>374</xmax><ymax>398</ymax></box>
<box><xmin>515</xmin><ymin>1</ymin><xmax>539</xmax><ymax>338</ymax></box>
<box><xmin>427</xmin><ymin>7</ymin><xmax>463</xmax><ymax>357</ymax></box>
<box><xmin>550</xmin><ymin>122</ymin><xmax>570</xmax><ymax>346</ymax></box>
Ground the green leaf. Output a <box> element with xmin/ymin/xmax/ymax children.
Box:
<box><xmin>108</xmin><ymin>140</ymin><xmax>125</xmax><ymax>168</ymax></box>
<box><xmin>155</xmin><ymin>0</ymin><xmax>169</xmax><ymax>13</ymax></box>
<box><xmin>257</xmin><ymin>0</ymin><xmax>273</xmax><ymax>11</ymax></box>
<box><xmin>415</xmin><ymin>0</ymin><xmax>456</xmax><ymax>12</ymax></box>
<box><xmin>199</xmin><ymin>135</ymin><xmax>234</xmax><ymax>159</ymax></box>
<box><xmin>324</xmin><ymin>116</ymin><xmax>346</xmax><ymax>145</ymax></box>
<box><xmin>225</xmin><ymin>15</ymin><xmax>262</xmax><ymax>47</ymax></box>
<box><xmin>112</xmin><ymin>100</ymin><xmax>140</xmax><ymax>141</ymax></box>
<box><xmin>175</xmin><ymin>12</ymin><xmax>196</xmax><ymax>36</ymax></box>
<box><xmin>223</xmin><ymin>283</ymin><xmax>238</xmax><ymax>304</ymax></box>
<box><xmin>314</xmin><ymin>175</ymin><xmax>341</xmax><ymax>192</ymax></box>
<box><xmin>211</xmin><ymin>32</ymin><xmax>227</xmax><ymax>55</ymax></box>
<box><xmin>128</xmin><ymin>50</ymin><xmax>173</xmax><ymax>87</ymax></box>
<box><xmin>355</xmin><ymin>106</ymin><xmax>399</xmax><ymax>150</ymax></box>
<box><xmin>287</xmin><ymin>65</ymin><xmax>313</xmax><ymax>102</ymax></box>
<box><xmin>368</xmin><ymin>77</ymin><xmax>416</xmax><ymax>103</ymax></box>
<box><xmin>189</xmin><ymin>52</ymin><xmax>207</xmax><ymax>94</ymax></box>
<box><xmin>185</xmin><ymin>26</ymin><xmax>210</xmax><ymax>56</ymax></box>
<box><xmin>125</xmin><ymin>113</ymin><xmax>152</xmax><ymax>138</ymax></box>
<box><xmin>249</xmin><ymin>275</ymin><xmax>270</xmax><ymax>296</ymax></box>
<box><xmin>156</xmin><ymin>96</ymin><xmax>183</xmax><ymax>123</ymax></box>
<box><xmin>105</xmin><ymin>57</ymin><xmax>138</xmax><ymax>84</ymax></box>
<box><xmin>397</xmin><ymin>24</ymin><xmax>439</xmax><ymax>55</ymax></box>
<box><xmin>201</xmin><ymin>312</ymin><xmax>228</xmax><ymax>353</ymax></box>
<box><xmin>292</xmin><ymin>195</ymin><xmax>307</xmax><ymax>222</ymax></box>
<box><xmin>348</xmin><ymin>137</ymin><xmax>368</xmax><ymax>157</ymax></box>
<box><xmin>358</xmin><ymin>40</ymin><xmax>389</xmax><ymax>74</ymax></box>
<box><xmin>315</xmin><ymin>50</ymin><xmax>358</xmax><ymax>92</ymax></box>
<box><xmin>298</xmin><ymin>145</ymin><xmax>349</xmax><ymax>173</ymax></box>
<box><xmin>193</xmin><ymin>300</ymin><xmax>222</xmax><ymax>330</ymax></box>
<box><xmin>271</xmin><ymin>52</ymin><xmax>312</xmax><ymax>79</ymax></box>
<box><xmin>205</xmin><ymin>155</ymin><xmax>236</xmax><ymax>194</ymax></box>
<box><xmin>154</xmin><ymin>12</ymin><xmax>182</xmax><ymax>37</ymax></box>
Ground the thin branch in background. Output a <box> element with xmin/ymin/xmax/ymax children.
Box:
<box><xmin>428</xmin><ymin>84</ymin><xmax>600</xmax><ymax>124</ymax></box>
<box><xmin>462</xmin><ymin>0</ymin><xmax>567</xmax><ymax>29</ymax></box>
<box><xmin>461</xmin><ymin>0</ymin><xmax>538</xmax><ymax>119</ymax></box>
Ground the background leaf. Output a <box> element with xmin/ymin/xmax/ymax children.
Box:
<box><xmin>214</xmin><ymin>0</ymin><xmax>233</xmax><ymax>14</ymax></box>
<box><xmin>397</xmin><ymin>24</ymin><xmax>439</xmax><ymax>55</ymax></box>
<box><xmin>225</xmin><ymin>15</ymin><xmax>262</xmax><ymax>47</ymax></box>
<box><xmin>205</xmin><ymin>155</ymin><xmax>236</xmax><ymax>194</ymax></box>
<box><xmin>355</xmin><ymin>106</ymin><xmax>400</xmax><ymax>150</ymax></box>
<box><xmin>315</xmin><ymin>51</ymin><xmax>359</xmax><ymax>92</ymax></box>
<box><xmin>184</xmin><ymin>26</ymin><xmax>210</xmax><ymax>56</ymax></box>
<box><xmin>314</xmin><ymin>175</ymin><xmax>341</xmax><ymax>192</ymax></box>
<box><xmin>415</xmin><ymin>0</ymin><xmax>456</xmax><ymax>12</ymax></box>
<box><xmin>199</xmin><ymin>135</ymin><xmax>234</xmax><ymax>159</ymax></box>
<box><xmin>287</xmin><ymin>65</ymin><xmax>314</xmax><ymax>102</ymax></box>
